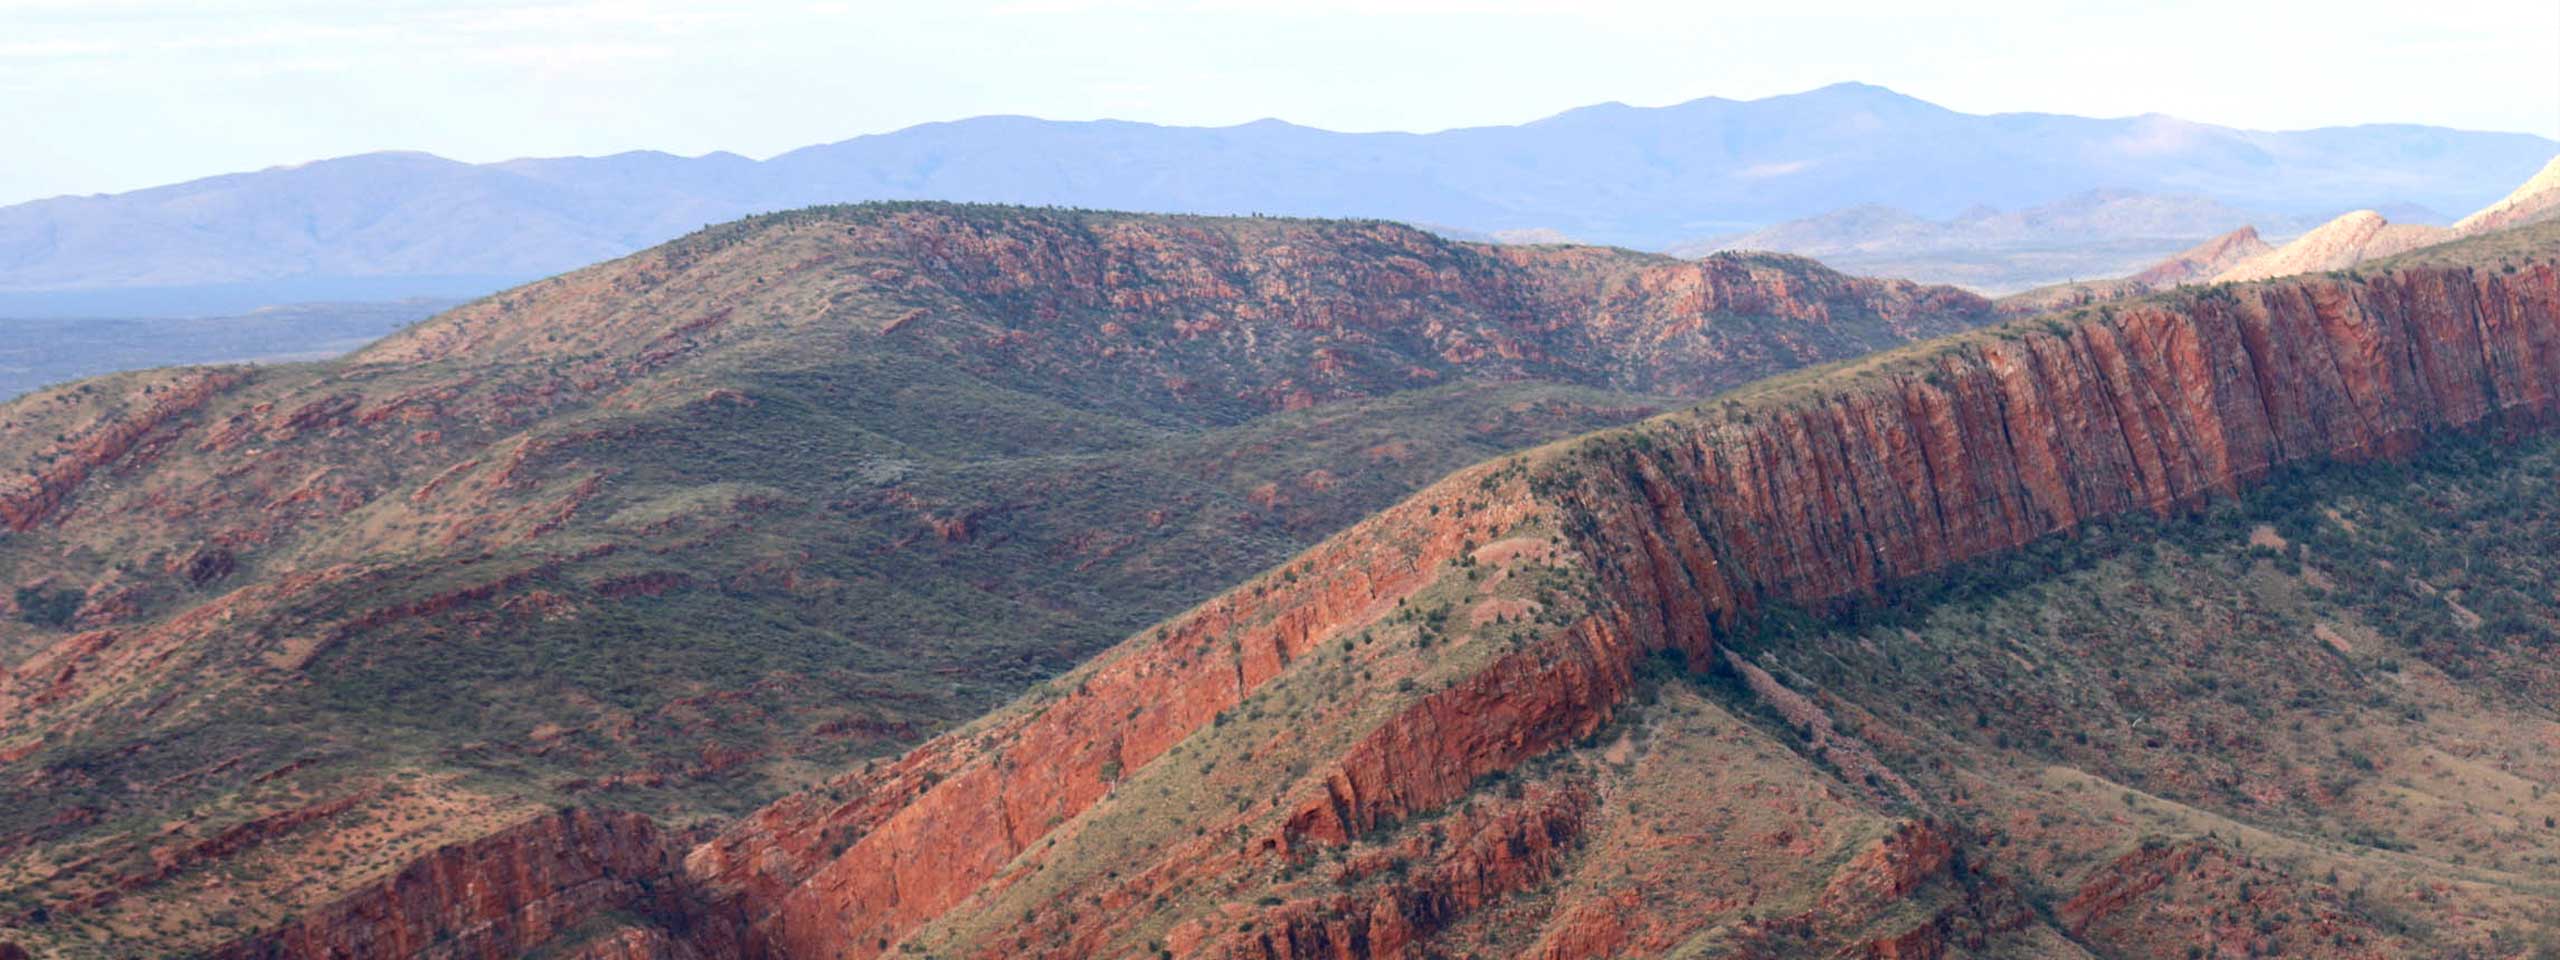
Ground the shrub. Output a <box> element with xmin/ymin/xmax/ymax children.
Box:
<box><xmin>13</xmin><ymin>587</ymin><xmax>82</xmax><ymax>629</ymax></box>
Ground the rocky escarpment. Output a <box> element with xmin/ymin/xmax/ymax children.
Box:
<box><xmin>16</xmin><ymin>213</ymin><xmax>2553</xmax><ymax>958</ymax></box>
<box><xmin>636</xmin><ymin>241</ymin><xmax>2560</xmax><ymax>959</ymax></box>
<box><xmin>1560</xmin><ymin>261</ymin><xmax>2560</xmax><ymax>650</ymax></box>
<box><xmin>0</xmin><ymin>205</ymin><xmax>2005</xmax><ymax>958</ymax></box>
<box><xmin>206</xmin><ymin>808</ymin><xmax>710</xmax><ymax>960</ymax></box>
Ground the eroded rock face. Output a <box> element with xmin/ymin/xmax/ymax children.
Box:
<box><xmin>206</xmin><ymin>808</ymin><xmax>714</xmax><ymax>960</ymax></box>
<box><xmin>1564</xmin><ymin>265</ymin><xmax>2560</xmax><ymax>647</ymax></box>
<box><xmin>12</xmin><ymin>208</ymin><xmax>2558</xmax><ymax>958</ymax></box>
<box><xmin>689</xmin><ymin>473</ymin><xmax>1542</xmax><ymax>958</ymax></box>
<box><xmin>645</xmin><ymin>260</ymin><xmax>2560</xmax><ymax>957</ymax></box>
<box><xmin>0</xmin><ymin>205</ymin><xmax>2002</xmax><ymax>958</ymax></box>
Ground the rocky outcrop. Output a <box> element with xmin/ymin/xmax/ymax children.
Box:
<box><xmin>661</xmin><ymin>253</ymin><xmax>2560</xmax><ymax>958</ymax></box>
<box><xmin>15</xmin><ymin>203</ymin><xmax>2560</xmax><ymax>958</ymax></box>
<box><xmin>2215</xmin><ymin>210</ymin><xmax>2446</xmax><ymax>283</ymax></box>
<box><xmin>0</xmin><ymin>369</ymin><xmax>245</xmax><ymax>531</ymax></box>
<box><xmin>208</xmin><ymin>808</ymin><xmax>704</xmax><ymax>960</ymax></box>
<box><xmin>2060</xmin><ymin>840</ymin><xmax>2398</xmax><ymax>959</ymax></box>
<box><xmin>1559</xmin><ymin>263</ymin><xmax>2560</xmax><ymax>648</ymax></box>
<box><xmin>686</xmin><ymin>471</ymin><xmax>1541</xmax><ymax>958</ymax></box>
<box><xmin>362</xmin><ymin>208</ymin><xmax>1991</xmax><ymax>414</ymax></box>
<box><xmin>2132</xmin><ymin>225</ymin><xmax>2272</xmax><ymax>286</ymax></box>
<box><xmin>1193</xmin><ymin>783</ymin><xmax>1597</xmax><ymax>960</ymax></box>
<box><xmin>0</xmin><ymin>204</ymin><xmax>2011</xmax><ymax>958</ymax></box>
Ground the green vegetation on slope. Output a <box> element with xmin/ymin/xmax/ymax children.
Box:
<box><xmin>0</xmin><ymin>203</ymin><xmax>1992</xmax><ymax>954</ymax></box>
<box><xmin>1695</xmin><ymin>430</ymin><xmax>2560</xmax><ymax>955</ymax></box>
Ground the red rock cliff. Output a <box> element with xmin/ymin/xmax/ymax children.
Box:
<box><xmin>0</xmin><ymin>204</ymin><xmax>2005</xmax><ymax>960</ymax></box>
<box><xmin>684</xmin><ymin>469</ymin><xmax>1542</xmax><ymax>957</ymax></box>
<box><xmin>1560</xmin><ymin>264</ymin><xmax>2560</xmax><ymax>658</ymax></box>
<box><xmin>672</xmin><ymin>257</ymin><xmax>2560</xmax><ymax>958</ymax></box>
<box><xmin>207</xmin><ymin>808</ymin><xmax>705</xmax><ymax>960</ymax></box>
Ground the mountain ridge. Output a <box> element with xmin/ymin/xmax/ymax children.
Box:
<box><xmin>0</xmin><ymin>203</ymin><xmax>1998</xmax><ymax>957</ymax></box>
<box><xmin>1993</xmin><ymin>154</ymin><xmax>2559</xmax><ymax>313</ymax></box>
<box><xmin>193</xmin><ymin>217</ymin><xmax>2560</xmax><ymax>960</ymax></box>
<box><xmin>4</xmin><ymin>83</ymin><xmax>2551</xmax><ymax>310</ymax></box>
<box><xmin>687</xmin><ymin>221</ymin><xmax>2560</xmax><ymax>960</ymax></box>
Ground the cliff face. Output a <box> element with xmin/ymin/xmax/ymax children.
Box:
<box><xmin>12</xmin><ymin>204</ymin><xmax>2557</xmax><ymax>958</ymax></box>
<box><xmin>632</xmin><ymin>243</ymin><xmax>2560</xmax><ymax>958</ymax></box>
<box><xmin>207</xmin><ymin>809</ymin><xmax>708</xmax><ymax>960</ymax></box>
<box><xmin>0</xmin><ymin>205</ymin><xmax>1997</xmax><ymax>958</ymax></box>
<box><xmin>1564</xmin><ymin>263</ymin><xmax>2560</xmax><ymax>649</ymax></box>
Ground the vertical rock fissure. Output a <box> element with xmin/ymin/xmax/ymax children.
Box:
<box><xmin>1900</xmin><ymin>377</ymin><xmax>1959</xmax><ymax>555</ymax></box>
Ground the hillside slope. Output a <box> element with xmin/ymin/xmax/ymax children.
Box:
<box><xmin>0</xmin><ymin>205</ymin><xmax>1992</xmax><ymax>957</ymax></box>
<box><xmin>0</xmin><ymin>300</ymin><xmax>455</xmax><ymax>402</ymax></box>
<box><xmin>658</xmin><ymin>223</ymin><xmax>2560</xmax><ymax>960</ymax></box>
<box><xmin>233</xmin><ymin>222</ymin><xmax>2560</xmax><ymax>960</ymax></box>
<box><xmin>2213</xmin><ymin>210</ymin><xmax>2449</xmax><ymax>283</ymax></box>
<box><xmin>4</xmin><ymin>83</ymin><xmax>2552</xmax><ymax>308</ymax></box>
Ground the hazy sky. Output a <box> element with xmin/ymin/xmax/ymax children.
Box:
<box><xmin>5</xmin><ymin>0</ymin><xmax>2556</xmax><ymax>206</ymax></box>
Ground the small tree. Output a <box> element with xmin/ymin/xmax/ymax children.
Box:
<box><xmin>14</xmin><ymin>587</ymin><xmax>82</xmax><ymax>629</ymax></box>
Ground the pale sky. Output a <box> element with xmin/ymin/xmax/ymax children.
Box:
<box><xmin>4</xmin><ymin>0</ymin><xmax>2556</xmax><ymax>207</ymax></box>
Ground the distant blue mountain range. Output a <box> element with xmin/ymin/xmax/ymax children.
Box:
<box><xmin>3</xmin><ymin>82</ymin><xmax>2551</xmax><ymax>315</ymax></box>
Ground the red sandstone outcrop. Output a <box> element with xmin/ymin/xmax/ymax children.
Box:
<box><xmin>208</xmin><ymin>808</ymin><xmax>704</xmax><ymax>960</ymax></box>
<box><xmin>667</xmin><ymin>257</ymin><xmax>2560</xmax><ymax>958</ymax></box>
<box><xmin>0</xmin><ymin>204</ymin><xmax>2005</xmax><ymax>959</ymax></box>
<box><xmin>1562</xmin><ymin>263</ymin><xmax>2560</xmax><ymax>647</ymax></box>
<box><xmin>15</xmin><ymin>204</ymin><xmax>2560</xmax><ymax>958</ymax></box>
<box><xmin>687</xmin><ymin>470</ymin><xmax>1541</xmax><ymax>957</ymax></box>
